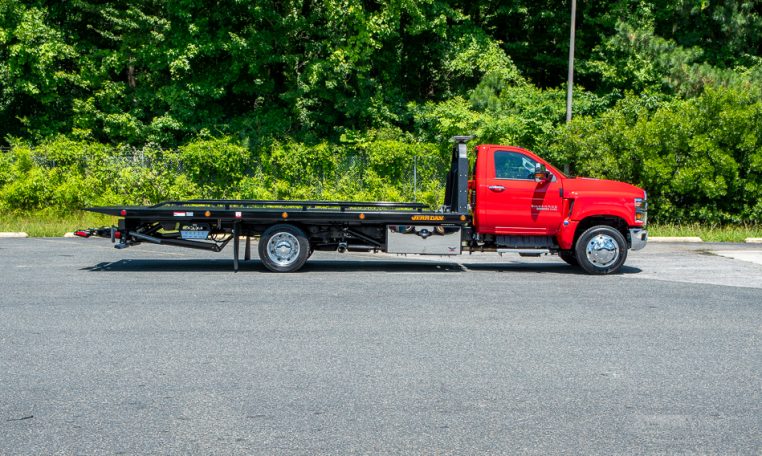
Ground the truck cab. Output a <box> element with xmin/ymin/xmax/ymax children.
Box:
<box><xmin>469</xmin><ymin>144</ymin><xmax>648</xmax><ymax>274</ymax></box>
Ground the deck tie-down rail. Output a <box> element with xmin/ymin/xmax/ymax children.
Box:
<box><xmin>149</xmin><ymin>199</ymin><xmax>427</xmax><ymax>212</ymax></box>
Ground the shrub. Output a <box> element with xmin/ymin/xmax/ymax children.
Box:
<box><xmin>2</xmin><ymin>96</ymin><xmax>760</xmax><ymax>227</ymax></box>
<box><xmin>550</xmin><ymin>88</ymin><xmax>762</xmax><ymax>224</ymax></box>
<box><xmin>174</xmin><ymin>137</ymin><xmax>251</xmax><ymax>197</ymax></box>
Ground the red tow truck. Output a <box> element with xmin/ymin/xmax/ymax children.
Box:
<box><xmin>81</xmin><ymin>136</ymin><xmax>647</xmax><ymax>274</ymax></box>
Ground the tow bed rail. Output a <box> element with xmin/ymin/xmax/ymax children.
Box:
<box><xmin>81</xmin><ymin>199</ymin><xmax>469</xmax><ymax>272</ymax></box>
<box><xmin>85</xmin><ymin>198</ymin><xmax>464</xmax><ymax>225</ymax></box>
<box><xmin>149</xmin><ymin>199</ymin><xmax>427</xmax><ymax>211</ymax></box>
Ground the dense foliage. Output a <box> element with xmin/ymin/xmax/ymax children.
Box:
<box><xmin>0</xmin><ymin>133</ymin><xmax>450</xmax><ymax>212</ymax></box>
<box><xmin>2</xmin><ymin>1</ymin><xmax>762</xmax><ymax>223</ymax></box>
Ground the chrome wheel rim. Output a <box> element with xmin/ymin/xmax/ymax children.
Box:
<box><xmin>585</xmin><ymin>234</ymin><xmax>619</xmax><ymax>268</ymax></box>
<box><xmin>267</xmin><ymin>232</ymin><xmax>300</xmax><ymax>266</ymax></box>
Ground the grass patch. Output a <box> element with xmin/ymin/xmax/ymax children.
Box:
<box><xmin>648</xmin><ymin>223</ymin><xmax>762</xmax><ymax>242</ymax></box>
<box><xmin>0</xmin><ymin>210</ymin><xmax>117</xmax><ymax>237</ymax></box>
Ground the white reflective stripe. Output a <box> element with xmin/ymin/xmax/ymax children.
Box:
<box><xmin>458</xmin><ymin>144</ymin><xmax>468</xmax><ymax>158</ymax></box>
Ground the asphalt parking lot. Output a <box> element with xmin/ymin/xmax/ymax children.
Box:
<box><xmin>1</xmin><ymin>238</ymin><xmax>761</xmax><ymax>454</ymax></box>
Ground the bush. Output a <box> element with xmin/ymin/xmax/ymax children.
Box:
<box><xmin>0</xmin><ymin>166</ymin><xmax>50</xmax><ymax>210</ymax></box>
<box><xmin>2</xmin><ymin>93</ymin><xmax>761</xmax><ymax>226</ymax></box>
<box><xmin>174</xmin><ymin>138</ymin><xmax>251</xmax><ymax>198</ymax></box>
<box><xmin>549</xmin><ymin>88</ymin><xmax>762</xmax><ymax>224</ymax></box>
<box><xmin>0</xmin><ymin>133</ymin><xmax>450</xmax><ymax>214</ymax></box>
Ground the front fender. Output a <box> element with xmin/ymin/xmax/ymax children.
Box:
<box><xmin>555</xmin><ymin>197</ymin><xmax>637</xmax><ymax>250</ymax></box>
<box><xmin>570</xmin><ymin>197</ymin><xmax>637</xmax><ymax>226</ymax></box>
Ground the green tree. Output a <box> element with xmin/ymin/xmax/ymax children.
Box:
<box><xmin>0</xmin><ymin>1</ymin><xmax>83</xmax><ymax>141</ymax></box>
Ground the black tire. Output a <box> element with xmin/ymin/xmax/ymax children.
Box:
<box><xmin>558</xmin><ymin>250</ymin><xmax>578</xmax><ymax>267</ymax></box>
<box><xmin>574</xmin><ymin>225</ymin><xmax>628</xmax><ymax>275</ymax></box>
<box><xmin>258</xmin><ymin>224</ymin><xmax>310</xmax><ymax>272</ymax></box>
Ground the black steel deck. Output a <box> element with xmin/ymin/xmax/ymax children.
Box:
<box><xmin>86</xmin><ymin>199</ymin><xmax>468</xmax><ymax>225</ymax></box>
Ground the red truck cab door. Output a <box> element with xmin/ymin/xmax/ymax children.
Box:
<box><xmin>474</xmin><ymin>147</ymin><xmax>564</xmax><ymax>235</ymax></box>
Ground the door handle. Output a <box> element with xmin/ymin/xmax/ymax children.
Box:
<box><xmin>488</xmin><ymin>185</ymin><xmax>505</xmax><ymax>192</ymax></box>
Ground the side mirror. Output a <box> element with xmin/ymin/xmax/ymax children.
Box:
<box><xmin>534</xmin><ymin>163</ymin><xmax>550</xmax><ymax>182</ymax></box>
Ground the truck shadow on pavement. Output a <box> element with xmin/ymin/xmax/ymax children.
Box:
<box><xmin>81</xmin><ymin>258</ymin><xmax>641</xmax><ymax>274</ymax></box>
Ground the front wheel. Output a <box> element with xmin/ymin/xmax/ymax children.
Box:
<box><xmin>258</xmin><ymin>224</ymin><xmax>310</xmax><ymax>272</ymax></box>
<box><xmin>574</xmin><ymin>225</ymin><xmax>628</xmax><ymax>275</ymax></box>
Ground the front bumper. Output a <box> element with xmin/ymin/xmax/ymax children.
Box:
<box><xmin>629</xmin><ymin>228</ymin><xmax>648</xmax><ymax>251</ymax></box>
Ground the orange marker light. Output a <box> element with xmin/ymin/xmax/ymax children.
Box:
<box><xmin>460</xmin><ymin>215</ymin><xmax>466</xmax><ymax>221</ymax></box>
<box><xmin>204</xmin><ymin>210</ymin><xmax>211</xmax><ymax>217</ymax></box>
<box><xmin>359</xmin><ymin>213</ymin><xmax>366</xmax><ymax>220</ymax></box>
<box><xmin>282</xmin><ymin>212</ymin><xmax>289</xmax><ymax>219</ymax></box>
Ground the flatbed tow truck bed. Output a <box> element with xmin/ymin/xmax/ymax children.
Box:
<box><xmin>84</xmin><ymin>199</ymin><xmax>469</xmax><ymax>272</ymax></box>
<box><xmin>79</xmin><ymin>137</ymin><xmax>473</xmax><ymax>272</ymax></box>
<box><xmin>88</xmin><ymin>199</ymin><xmax>466</xmax><ymax>225</ymax></box>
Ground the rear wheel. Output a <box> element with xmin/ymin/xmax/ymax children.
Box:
<box><xmin>558</xmin><ymin>250</ymin><xmax>578</xmax><ymax>267</ymax></box>
<box><xmin>258</xmin><ymin>224</ymin><xmax>310</xmax><ymax>272</ymax></box>
<box><xmin>574</xmin><ymin>225</ymin><xmax>628</xmax><ymax>275</ymax></box>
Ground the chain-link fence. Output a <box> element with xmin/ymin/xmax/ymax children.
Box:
<box><xmin>0</xmin><ymin>144</ymin><xmax>449</xmax><ymax>206</ymax></box>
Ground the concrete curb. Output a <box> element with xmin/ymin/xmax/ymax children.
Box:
<box><xmin>649</xmin><ymin>236</ymin><xmax>703</xmax><ymax>243</ymax></box>
<box><xmin>0</xmin><ymin>232</ymin><xmax>29</xmax><ymax>238</ymax></box>
<box><xmin>745</xmin><ymin>238</ymin><xmax>762</xmax><ymax>244</ymax></box>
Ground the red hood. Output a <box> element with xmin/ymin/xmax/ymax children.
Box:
<box><xmin>563</xmin><ymin>177</ymin><xmax>645</xmax><ymax>198</ymax></box>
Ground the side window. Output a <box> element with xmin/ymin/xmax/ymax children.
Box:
<box><xmin>494</xmin><ymin>151</ymin><xmax>538</xmax><ymax>180</ymax></box>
